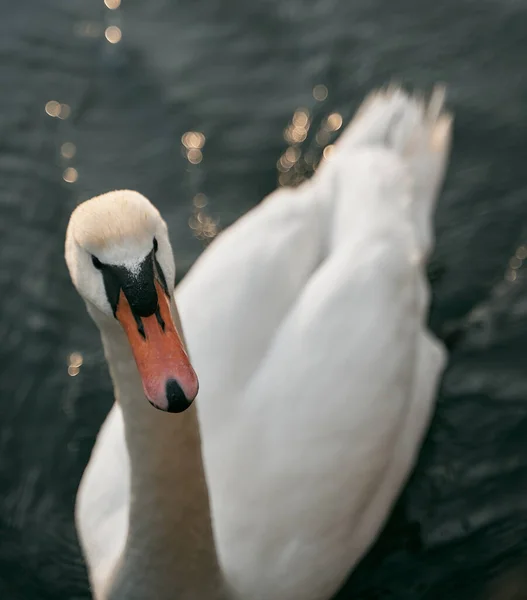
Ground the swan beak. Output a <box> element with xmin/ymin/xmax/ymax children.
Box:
<box><xmin>115</xmin><ymin>280</ymin><xmax>199</xmax><ymax>413</ymax></box>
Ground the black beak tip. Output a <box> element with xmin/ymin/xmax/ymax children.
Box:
<box><xmin>165</xmin><ymin>378</ymin><xmax>193</xmax><ymax>413</ymax></box>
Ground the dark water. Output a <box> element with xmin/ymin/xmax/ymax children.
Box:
<box><xmin>1</xmin><ymin>0</ymin><xmax>527</xmax><ymax>598</ymax></box>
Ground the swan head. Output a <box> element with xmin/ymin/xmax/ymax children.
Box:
<box><xmin>65</xmin><ymin>189</ymin><xmax>198</xmax><ymax>413</ymax></box>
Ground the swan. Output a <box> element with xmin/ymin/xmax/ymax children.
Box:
<box><xmin>66</xmin><ymin>85</ymin><xmax>452</xmax><ymax>600</ymax></box>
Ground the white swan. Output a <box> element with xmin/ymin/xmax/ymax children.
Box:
<box><xmin>66</xmin><ymin>85</ymin><xmax>452</xmax><ymax>600</ymax></box>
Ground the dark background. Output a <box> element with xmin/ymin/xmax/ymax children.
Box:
<box><xmin>1</xmin><ymin>0</ymin><xmax>527</xmax><ymax>598</ymax></box>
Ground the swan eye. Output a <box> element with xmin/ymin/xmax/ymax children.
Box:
<box><xmin>92</xmin><ymin>255</ymin><xmax>103</xmax><ymax>270</ymax></box>
<box><xmin>153</xmin><ymin>237</ymin><xmax>158</xmax><ymax>253</ymax></box>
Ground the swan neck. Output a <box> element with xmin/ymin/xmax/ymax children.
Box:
<box><xmin>99</xmin><ymin>310</ymin><xmax>225</xmax><ymax>599</ymax></box>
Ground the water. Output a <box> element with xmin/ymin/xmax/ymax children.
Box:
<box><xmin>1</xmin><ymin>0</ymin><xmax>527</xmax><ymax>598</ymax></box>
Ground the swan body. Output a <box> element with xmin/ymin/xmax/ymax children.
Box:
<box><xmin>71</xmin><ymin>86</ymin><xmax>452</xmax><ymax>600</ymax></box>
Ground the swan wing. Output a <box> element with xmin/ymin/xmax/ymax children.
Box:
<box><xmin>178</xmin><ymin>179</ymin><xmax>329</xmax><ymax>433</ymax></box>
<box><xmin>197</xmin><ymin>87</ymin><xmax>451</xmax><ymax>600</ymax></box>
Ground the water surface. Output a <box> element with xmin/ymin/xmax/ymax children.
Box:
<box><xmin>1</xmin><ymin>0</ymin><xmax>527</xmax><ymax>598</ymax></box>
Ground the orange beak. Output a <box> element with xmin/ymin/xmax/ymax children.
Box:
<box><xmin>115</xmin><ymin>280</ymin><xmax>199</xmax><ymax>412</ymax></box>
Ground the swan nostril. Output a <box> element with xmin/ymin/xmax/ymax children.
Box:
<box><xmin>165</xmin><ymin>379</ymin><xmax>193</xmax><ymax>413</ymax></box>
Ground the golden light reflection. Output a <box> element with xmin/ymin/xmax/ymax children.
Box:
<box><xmin>45</xmin><ymin>101</ymin><xmax>61</xmax><ymax>117</ymax></box>
<box><xmin>278</xmin><ymin>155</ymin><xmax>292</xmax><ymax>171</ymax></box>
<box><xmin>285</xmin><ymin>146</ymin><xmax>300</xmax><ymax>163</ymax></box>
<box><xmin>276</xmin><ymin>159</ymin><xmax>287</xmax><ymax>173</ymax></box>
<box><xmin>288</xmin><ymin>127</ymin><xmax>307</xmax><ymax>143</ymax></box>
<box><xmin>189</xmin><ymin>210</ymin><xmax>218</xmax><ymax>241</ymax></box>
<box><xmin>182</xmin><ymin>131</ymin><xmax>206</xmax><ymax>149</ymax></box>
<box><xmin>278</xmin><ymin>146</ymin><xmax>301</xmax><ymax>172</ymax></box>
<box><xmin>292</xmin><ymin>109</ymin><xmax>309</xmax><ymax>128</ymax></box>
<box><xmin>61</xmin><ymin>142</ymin><xmax>76</xmax><ymax>159</ymax></box>
<box><xmin>189</xmin><ymin>189</ymin><xmax>218</xmax><ymax>243</ymax></box>
<box><xmin>323</xmin><ymin>145</ymin><xmax>335</xmax><ymax>160</ymax></box>
<box><xmin>63</xmin><ymin>167</ymin><xmax>78</xmax><ymax>183</ymax></box>
<box><xmin>284</xmin><ymin>109</ymin><xmax>310</xmax><ymax>144</ymax></box>
<box><xmin>326</xmin><ymin>112</ymin><xmax>343</xmax><ymax>131</ymax></box>
<box><xmin>278</xmin><ymin>103</ymin><xmax>340</xmax><ymax>188</ymax></box>
<box><xmin>67</xmin><ymin>351</ymin><xmax>83</xmax><ymax>377</ymax></box>
<box><xmin>105</xmin><ymin>25</ymin><xmax>122</xmax><ymax>44</ymax></box>
<box><xmin>69</xmin><ymin>352</ymin><xmax>83</xmax><ymax>368</ymax></box>
<box><xmin>504</xmin><ymin>243</ymin><xmax>525</xmax><ymax>282</ymax></box>
<box><xmin>187</xmin><ymin>148</ymin><xmax>203</xmax><ymax>164</ymax></box>
<box><xmin>104</xmin><ymin>0</ymin><xmax>121</xmax><ymax>9</ymax></box>
<box><xmin>313</xmin><ymin>84</ymin><xmax>328</xmax><ymax>101</ymax></box>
